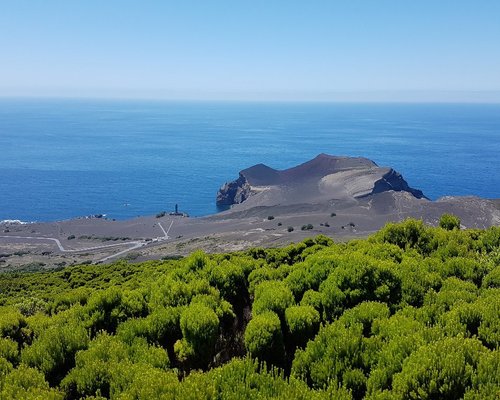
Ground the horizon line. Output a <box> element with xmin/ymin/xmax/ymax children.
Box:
<box><xmin>1</xmin><ymin>94</ymin><xmax>500</xmax><ymax>105</ymax></box>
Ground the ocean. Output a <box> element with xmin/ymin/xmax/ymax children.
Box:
<box><xmin>0</xmin><ymin>99</ymin><xmax>499</xmax><ymax>222</ymax></box>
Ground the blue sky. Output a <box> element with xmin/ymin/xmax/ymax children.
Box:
<box><xmin>1</xmin><ymin>1</ymin><xmax>500</xmax><ymax>101</ymax></box>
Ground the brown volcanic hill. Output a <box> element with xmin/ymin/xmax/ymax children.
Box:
<box><xmin>217</xmin><ymin>154</ymin><xmax>426</xmax><ymax>207</ymax></box>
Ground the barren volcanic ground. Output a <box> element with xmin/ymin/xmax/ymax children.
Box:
<box><xmin>1</xmin><ymin>154</ymin><xmax>499</xmax><ymax>271</ymax></box>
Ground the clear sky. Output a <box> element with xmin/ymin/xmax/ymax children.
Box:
<box><xmin>1</xmin><ymin>1</ymin><xmax>500</xmax><ymax>101</ymax></box>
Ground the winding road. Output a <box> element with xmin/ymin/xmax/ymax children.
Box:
<box><xmin>0</xmin><ymin>220</ymin><xmax>174</xmax><ymax>264</ymax></box>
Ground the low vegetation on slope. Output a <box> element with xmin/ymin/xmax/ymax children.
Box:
<box><xmin>0</xmin><ymin>216</ymin><xmax>499</xmax><ymax>399</ymax></box>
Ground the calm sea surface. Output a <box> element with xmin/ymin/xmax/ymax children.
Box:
<box><xmin>0</xmin><ymin>99</ymin><xmax>499</xmax><ymax>221</ymax></box>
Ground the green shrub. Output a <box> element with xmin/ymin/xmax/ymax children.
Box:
<box><xmin>248</xmin><ymin>267</ymin><xmax>290</xmax><ymax>294</ymax></box>
<box><xmin>441</xmin><ymin>302</ymin><xmax>483</xmax><ymax>338</ymax></box>
<box><xmin>480</xmin><ymin>226</ymin><xmax>500</xmax><ymax>253</ymax></box>
<box><xmin>285</xmin><ymin>305</ymin><xmax>320</xmax><ymax>348</ymax></box>
<box><xmin>185</xmin><ymin>250</ymin><xmax>210</xmax><ymax>272</ymax></box>
<box><xmin>0</xmin><ymin>356</ymin><xmax>13</xmax><ymax>379</ymax></box>
<box><xmin>300</xmin><ymin>289</ymin><xmax>324</xmax><ymax>314</ymax></box>
<box><xmin>21</xmin><ymin>322</ymin><xmax>89</xmax><ymax>385</ymax></box>
<box><xmin>48</xmin><ymin>287</ymin><xmax>90</xmax><ymax>315</ymax></box>
<box><xmin>0</xmin><ymin>364</ymin><xmax>63</xmax><ymax>399</ymax></box>
<box><xmin>464</xmin><ymin>349</ymin><xmax>500</xmax><ymax>400</ymax></box>
<box><xmin>367</xmin><ymin>313</ymin><xmax>427</xmax><ymax>395</ymax></box>
<box><xmin>338</xmin><ymin>301</ymin><xmax>390</xmax><ymax>337</ymax></box>
<box><xmin>178</xmin><ymin>303</ymin><xmax>219</xmax><ymax>367</ymax></box>
<box><xmin>0</xmin><ymin>307</ymin><xmax>26</xmax><ymax>344</ymax></box>
<box><xmin>83</xmin><ymin>287</ymin><xmax>146</xmax><ymax>336</ymax></box>
<box><xmin>14</xmin><ymin>297</ymin><xmax>46</xmax><ymax>317</ymax></box>
<box><xmin>440</xmin><ymin>257</ymin><xmax>489</xmax><ymax>286</ymax></box>
<box><xmin>244</xmin><ymin>311</ymin><xmax>284</xmax><ymax>365</ymax></box>
<box><xmin>253</xmin><ymin>281</ymin><xmax>294</xmax><ymax>318</ymax></box>
<box><xmin>376</xmin><ymin>218</ymin><xmax>433</xmax><ymax>255</ymax></box>
<box><xmin>439</xmin><ymin>213</ymin><xmax>461</xmax><ymax>230</ymax></box>
<box><xmin>146</xmin><ymin>306</ymin><xmax>182</xmax><ymax>345</ymax></box>
<box><xmin>314</xmin><ymin>234</ymin><xmax>333</xmax><ymax>246</ymax></box>
<box><xmin>198</xmin><ymin>357</ymin><xmax>351</xmax><ymax>400</ymax></box>
<box><xmin>209</xmin><ymin>260</ymin><xmax>246</xmax><ymax>303</ymax></box>
<box><xmin>150</xmin><ymin>276</ymin><xmax>211</xmax><ymax>308</ymax></box>
<box><xmin>174</xmin><ymin>338</ymin><xmax>195</xmax><ymax>364</ymax></box>
<box><xmin>398</xmin><ymin>257</ymin><xmax>442</xmax><ymax>307</ymax></box>
<box><xmin>482</xmin><ymin>266</ymin><xmax>500</xmax><ymax>289</ymax></box>
<box><xmin>0</xmin><ymin>338</ymin><xmax>19</xmax><ymax>365</ymax></box>
<box><xmin>116</xmin><ymin>317</ymin><xmax>150</xmax><ymax>344</ymax></box>
<box><xmin>477</xmin><ymin>293</ymin><xmax>500</xmax><ymax>349</ymax></box>
<box><xmin>391</xmin><ymin>337</ymin><xmax>486</xmax><ymax>400</ymax></box>
<box><xmin>285</xmin><ymin>265</ymin><xmax>314</xmax><ymax>300</ymax></box>
<box><xmin>292</xmin><ymin>321</ymin><xmax>365</xmax><ymax>391</ymax></box>
<box><xmin>425</xmin><ymin>277</ymin><xmax>479</xmax><ymax>315</ymax></box>
<box><xmin>114</xmin><ymin>367</ymin><xmax>180</xmax><ymax>399</ymax></box>
<box><xmin>287</xmin><ymin>226</ymin><xmax>294</xmax><ymax>232</ymax></box>
<box><xmin>320</xmin><ymin>256</ymin><xmax>401</xmax><ymax>319</ymax></box>
<box><xmin>61</xmin><ymin>333</ymin><xmax>169</xmax><ymax>399</ymax></box>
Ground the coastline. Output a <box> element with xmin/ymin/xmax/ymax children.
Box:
<box><xmin>1</xmin><ymin>192</ymin><xmax>499</xmax><ymax>272</ymax></box>
<box><xmin>1</xmin><ymin>154</ymin><xmax>499</xmax><ymax>271</ymax></box>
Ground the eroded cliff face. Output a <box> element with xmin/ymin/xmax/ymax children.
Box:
<box><xmin>371</xmin><ymin>169</ymin><xmax>427</xmax><ymax>199</ymax></box>
<box><xmin>216</xmin><ymin>174</ymin><xmax>251</xmax><ymax>206</ymax></box>
<box><xmin>216</xmin><ymin>154</ymin><xmax>428</xmax><ymax>207</ymax></box>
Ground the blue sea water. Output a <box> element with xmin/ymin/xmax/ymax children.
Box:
<box><xmin>0</xmin><ymin>99</ymin><xmax>499</xmax><ymax>222</ymax></box>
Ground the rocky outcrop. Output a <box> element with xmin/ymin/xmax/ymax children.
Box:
<box><xmin>216</xmin><ymin>154</ymin><xmax>427</xmax><ymax>207</ymax></box>
<box><xmin>216</xmin><ymin>174</ymin><xmax>252</xmax><ymax>206</ymax></box>
<box><xmin>370</xmin><ymin>169</ymin><xmax>426</xmax><ymax>199</ymax></box>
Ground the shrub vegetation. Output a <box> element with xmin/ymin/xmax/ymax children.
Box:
<box><xmin>0</xmin><ymin>217</ymin><xmax>498</xmax><ymax>399</ymax></box>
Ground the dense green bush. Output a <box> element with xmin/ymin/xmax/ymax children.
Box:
<box><xmin>0</xmin><ymin>308</ymin><xmax>26</xmax><ymax>344</ymax></box>
<box><xmin>209</xmin><ymin>260</ymin><xmax>245</xmax><ymax>303</ymax></box>
<box><xmin>0</xmin><ymin>217</ymin><xmax>498</xmax><ymax>399</ymax></box>
<box><xmin>376</xmin><ymin>218</ymin><xmax>433</xmax><ymax>254</ymax></box>
<box><xmin>391</xmin><ymin>337</ymin><xmax>486</xmax><ymax>399</ymax></box>
<box><xmin>464</xmin><ymin>349</ymin><xmax>500</xmax><ymax>399</ymax></box>
<box><xmin>61</xmin><ymin>333</ymin><xmax>169</xmax><ymax>398</ymax></box>
<box><xmin>244</xmin><ymin>311</ymin><xmax>284</xmax><ymax>365</ymax></box>
<box><xmin>285</xmin><ymin>305</ymin><xmax>320</xmax><ymax>348</ymax></box>
<box><xmin>0</xmin><ymin>338</ymin><xmax>19</xmax><ymax>366</ymax></box>
<box><xmin>300</xmin><ymin>289</ymin><xmax>324</xmax><ymax>314</ymax></box>
<box><xmin>0</xmin><ymin>364</ymin><xmax>63</xmax><ymax>399</ymax></box>
<box><xmin>21</xmin><ymin>322</ymin><xmax>89</xmax><ymax>385</ymax></box>
<box><xmin>292</xmin><ymin>321</ymin><xmax>365</xmax><ymax>393</ymax></box>
<box><xmin>177</xmin><ymin>303</ymin><xmax>219</xmax><ymax>368</ymax></box>
<box><xmin>146</xmin><ymin>306</ymin><xmax>182</xmax><ymax>345</ymax></box>
<box><xmin>320</xmin><ymin>255</ymin><xmax>401</xmax><ymax>319</ymax></box>
<box><xmin>83</xmin><ymin>287</ymin><xmax>147</xmax><ymax>336</ymax></box>
<box><xmin>483</xmin><ymin>266</ymin><xmax>500</xmax><ymax>288</ymax></box>
<box><xmin>252</xmin><ymin>280</ymin><xmax>294</xmax><ymax>318</ymax></box>
<box><xmin>439</xmin><ymin>213</ymin><xmax>461</xmax><ymax>230</ymax></box>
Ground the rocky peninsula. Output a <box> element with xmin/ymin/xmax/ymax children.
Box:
<box><xmin>217</xmin><ymin>153</ymin><xmax>426</xmax><ymax>207</ymax></box>
<box><xmin>1</xmin><ymin>154</ymin><xmax>499</xmax><ymax>270</ymax></box>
